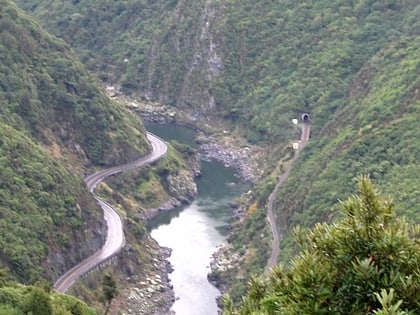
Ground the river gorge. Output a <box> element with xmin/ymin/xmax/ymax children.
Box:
<box><xmin>145</xmin><ymin>122</ymin><xmax>248</xmax><ymax>315</ymax></box>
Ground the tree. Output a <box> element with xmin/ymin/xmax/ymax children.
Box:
<box><xmin>223</xmin><ymin>176</ymin><xmax>420</xmax><ymax>314</ymax></box>
<box><xmin>0</xmin><ymin>270</ymin><xmax>6</xmax><ymax>288</ymax></box>
<box><xmin>102</xmin><ymin>272</ymin><xmax>118</xmax><ymax>315</ymax></box>
<box><xmin>24</xmin><ymin>287</ymin><xmax>53</xmax><ymax>315</ymax></box>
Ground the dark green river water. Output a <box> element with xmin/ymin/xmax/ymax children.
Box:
<box><xmin>145</xmin><ymin>122</ymin><xmax>248</xmax><ymax>315</ymax></box>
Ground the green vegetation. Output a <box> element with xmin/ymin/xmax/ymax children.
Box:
<box><xmin>275</xmin><ymin>38</ymin><xmax>420</xmax><ymax>262</ymax></box>
<box><xmin>0</xmin><ymin>0</ymin><xmax>150</xmax><ymax>289</ymax></box>
<box><xmin>221</xmin><ymin>36</ymin><xmax>419</xmax><ymax>301</ymax></box>
<box><xmin>216</xmin><ymin>0</ymin><xmax>419</xmax><ymax>141</ymax></box>
<box><xmin>101</xmin><ymin>141</ymin><xmax>196</xmax><ymax>209</ymax></box>
<box><xmin>16</xmin><ymin>0</ymin><xmax>419</xmax><ymax>220</ymax></box>
<box><xmin>10</xmin><ymin>0</ymin><xmax>420</xmax><ymax>310</ymax></box>
<box><xmin>223</xmin><ymin>177</ymin><xmax>420</xmax><ymax>314</ymax></box>
<box><xmin>0</xmin><ymin>123</ymin><xmax>102</xmax><ymax>282</ymax></box>
<box><xmin>0</xmin><ymin>0</ymin><xmax>150</xmax><ymax>166</ymax></box>
<box><xmin>15</xmin><ymin>0</ymin><xmax>420</xmax><ymax>142</ymax></box>
<box><xmin>102</xmin><ymin>273</ymin><xmax>118</xmax><ymax>315</ymax></box>
<box><xmin>0</xmin><ymin>279</ymin><xmax>95</xmax><ymax>315</ymax></box>
<box><xmin>14</xmin><ymin>0</ymin><xmax>208</xmax><ymax>100</ymax></box>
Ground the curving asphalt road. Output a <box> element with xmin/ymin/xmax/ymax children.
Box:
<box><xmin>267</xmin><ymin>123</ymin><xmax>310</xmax><ymax>268</ymax></box>
<box><xmin>54</xmin><ymin>132</ymin><xmax>167</xmax><ymax>293</ymax></box>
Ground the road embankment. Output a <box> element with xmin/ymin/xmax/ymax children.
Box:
<box><xmin>54</xmin><ymin>133</ymin><xmax>167</xmax><ymax>293</ymax></box>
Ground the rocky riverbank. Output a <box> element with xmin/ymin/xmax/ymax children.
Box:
<box><xmin>107</xmin><ymin>88</ymin><xmax>263</xmax><ymax>184</ymax></box>
<box><xmin>143</xmin><ymin>148</ymin><xmax>200</xmax><ymax>222</ymax></box>
<box><xmin>121</xmin><ymin>145</ymin><xmax>200</xmax><ymax>314</ymax></box>
<box><xmin>207</xmin><ymin>245</ymin><xmax>241</xmax><ymax>294</ymax></box>
<box><xmin>111</xmin><ymin>246</ymin><xmax>175</xmax><ymax>315</ymax></box>
<box><xmin>196</xmin><ymin>132</ymin><xmax>262</xmax><ymax>184</ymax></box>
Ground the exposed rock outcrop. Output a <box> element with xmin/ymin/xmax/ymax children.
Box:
<box><xmin>167</xmin><ymin>169</ymin><xmax>198</xmax><ymax>202</ymax></box>
<box><xmin>46</xmin><ymin>215</ymin><xmax>106</xmax><ymax>280</ymax></box>
<box><xmin>111</xmin><ymin>246</ymin><xmax>175</xmax><ymax>315</ymax></box>
<box><xmin>197</xmin><ymin>132</ymin><xmax>262</xmax><ymax>184</ymax></box>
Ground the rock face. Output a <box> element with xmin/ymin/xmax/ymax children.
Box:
<box><xmin>144</xmin><ymin>146</ymin><xmax>200</xmax><ymax>221</ymax></box>
<box><xmin>207</xmin><ymin>244</ymin><xmax>242</xmax><ymax>308</ymax></box>
<box><xmin>111</xmin><ymin>246</ymin><xmax>175</xmax><ymax>315</ymax></box>
<box><xmin>132</xmin><ymin>102</ymin><xmax>178</xmax><ymax>124</ymax></box>
<box><xmin>197</xmin><ymin>132</ymin><xmax>262</xmax><ymax>184</ymax></box>
<box><xmin>167</xmin><ymin>169</ymin><xmax>198</xmax><ymax>202</ymax></box>
<box><xmin>46</xmin><ymin>214</ymin><xmax>106</xmax><ymax>280</ymax></box>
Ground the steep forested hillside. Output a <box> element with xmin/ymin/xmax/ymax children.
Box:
<box><xmin>222</xmin><ymin>35</ymin><xmax>419</xmax><ymax>302</ymax></box>
<box><xmin>275</xmin><ymin>37</ymin><xmax>420</xmax><ymax>260</ymax></box>
<box><xmin>1</xmin><ymin>1</ymin><xmax>150</xmax><ymax>166</ymax></box>
<box><xmin>14</xmin><ymin>0</ymin><xmax>420</xmax><ymax>306</ymax></box>
<box><xmin>0</xmin><ymin>124</ymin><xmax>102</xmax><ymax>282</ymax></box>
<box><xmin>16</xmin><ymin>0</ymin><xmax>420</xmax><ymax>141</ymax></box>
<box><xmin>0</xmin><ymin>0</ymin><xmax>150</xmax><ymax>286</ymax></box>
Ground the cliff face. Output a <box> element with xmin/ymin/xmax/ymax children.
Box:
<box><xmin>0</xmin><ymin>1</ymin><xmax>150</xmax><ymax>283</ymax></box>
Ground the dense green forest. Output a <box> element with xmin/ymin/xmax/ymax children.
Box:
<box><xmin>224</xmin><ymin>178</ymin><xmax>420</xmax><ymax>314</ymax></box>
<box><xmin>0</xmin><ymin>0</ymin><xmax>151</xmax><ymax>292</ymax></box>
<box><xmin>222</xmin><ymin>35</ymin><xmax>419</xmax><ymax>302</ymax></box>
<box><xmin>0</xmin><ymin>123</ymin><xmax>101</xmax><ymax>282</ymax></box>
<box><xmin>9</xmin><ymin>0</ymin><xmax>420</xmax><ymax>310</ymax></box>
<box><xmin>275</xmin><ymin>37</ymin><xmax>420</xmax><ymax>258</ymax></box>
<box><xmin>0</xmin><ymin>0</ymin><xmax>150</xmax><ymax>165</ymax></box>
<box><xmin>15</xmin><ymin>0</ymin><xmax>420</xmax><ymax>141</ymax></box>
<box><xmin>0</xmin><ymin>278</ymin><xmax>95</xmax><ymax>315</ymax></box>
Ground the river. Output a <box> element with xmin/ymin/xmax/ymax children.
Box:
<box><xmin>145</xmin><ymin>122</ymin><xmax>248</xmax><ymax>315</ymax></box>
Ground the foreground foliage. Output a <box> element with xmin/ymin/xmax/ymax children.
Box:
<box><xmin>223</xmin><ymin>177</ymin><xmax>420</xmax><ymax>314</ymax></box>
<box><xmin>0</xmin><ymin>280</ymin><xmax>95</xmax><ymax>315</ymax></box>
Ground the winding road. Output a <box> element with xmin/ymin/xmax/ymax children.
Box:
<box><xmin>267</xmin><ymin>122</ymin><xmax>310</xmax><ymax>268</ymax></box>
<box><xmin>54</xmin><ymin>133</ymin><xmax>167</xmax><ymax>293</ymax></box>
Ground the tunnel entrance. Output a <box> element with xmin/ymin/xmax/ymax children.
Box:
<box><xmin>302</xmin><ymin>113</ymin><xmax>310</xmax><ymax>122</ymax></box>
